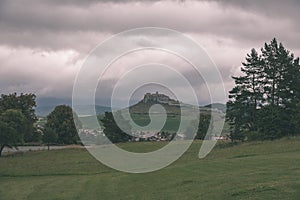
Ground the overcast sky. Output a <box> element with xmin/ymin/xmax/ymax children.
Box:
<box><xmin>1</xmin><ymin>0</ymin><xmax>300</xmax><ymax>106</ymax></box>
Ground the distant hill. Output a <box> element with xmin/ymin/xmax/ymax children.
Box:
<box><xmin>127</xmin><ymin>92</ymin><xmax>197</xmax><ymax>115</ymax></box>
<box><xmin>129</xmin><ymin>101</ymin><xmax>180</xmax><ymax>115</ymax></box>
<box><xmin>74</xmin><ymin>105</ymin><xmax>112</xmax><ymax>117</ymax></box>
<box><xmin>124</xmin><ymin>92</ymin><xmax>227</xmax><ymax>116</ymax></box>
<box><xmin>118</xmin><ymin>92</ymin><xmax>227</xmax><ymax>133</ymax></box>
<box><xmin>36</xmin><ymin>104</ymin><xmax>111</xmax><ymax>117</ymax></box>
<box><xmin>35</xmin><ymin>97</ymin><xmax>111</xmax><ymax>117</ymax></box>
<box><xmin>35</xmin><ymin>96</ymin><xmax>225</xmax><ymax>118</ymax></box>
<box><xmin>204</xmin><ymin>103</ymin><xmax>226</xmax><ymax>113</ymax></box>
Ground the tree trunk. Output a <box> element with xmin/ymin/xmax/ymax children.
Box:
<box><xmin>0</xmin><ymin>145</ymin><xmax>4</xmax><ymax>157</ymax></box>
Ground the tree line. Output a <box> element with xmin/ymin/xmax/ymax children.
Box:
<box><xmin>0</xmin><ymin>93</ymin><xmax>79</xmax><ymax>156</ymax></box>
<box><xmin>227</xmin><ymin>38</ymin><xmax>300</xmax><ymax>141</ymax></box>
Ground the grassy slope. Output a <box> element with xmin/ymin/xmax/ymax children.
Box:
<box><xmin>122</xmin><ymin>101</ymin><xmax>229</xmax><ymax>133</ymax></box>
<box><xmin>0</xmin><ymin>138</ymin><xmax>299</xmax><ymax>200</ymax></box>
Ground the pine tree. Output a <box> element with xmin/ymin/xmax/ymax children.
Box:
<box><xmin>227</xmin><ymin>48</ymin><xmax>263</xmax><ymax>140</ymax></box>
<box><xmin>227</xmin><ymin>38</ymin><xmax>300</xmax><ymax>141</ymax></box>
<box><xmin>259</xmin><ymin>39</ymin><xmax>298</xmax><ymax>137</ymax></box>
<box><xmin>261</xmin><ymin>38</ymin><xmax>295</xmax><ymax>107</ymax></box>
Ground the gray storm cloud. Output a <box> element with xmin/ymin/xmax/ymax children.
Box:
<box><xmin>0</xmin><ymin>0</ymin><xmax>299</xmax><ymax>105</ymax></box>
<box><xmin>1</xmin><ymin>0</ymin><xmax>300</xmax><ymax>51</ymax></box>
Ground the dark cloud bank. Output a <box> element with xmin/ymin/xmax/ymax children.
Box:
<box><xmin>0</xmin><ymin>0</ymin><xmax>299</xmax><ymax>105</ymax></box>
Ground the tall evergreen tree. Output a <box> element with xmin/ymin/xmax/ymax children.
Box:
<box><xmin>227</xmin><ymin>38</ymin><xmax>300</xmax><ymax>141</ymax></box>
<box><xmin>227</xmin><ymin>48</ymin><xmax>263</xmax><ymax>140</ymax></box>
<box><xmin>259</xmin><ymin>39</ymin><xmax>298</xmax><ymax>137</ymax></box>
<box><xmin>261</xmin><ymin>38</ymin><xmax>295</xmax><ymax>107</ymax></box>
<box><xmin>285</xmin><ymin>57</ymin><xmax>300</xmax><ymax>135</ymax></box>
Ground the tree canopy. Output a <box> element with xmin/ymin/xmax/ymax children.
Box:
<box><xmin>0</xmin><ymin>109</ymin><xmax>26</xmax><ymax>156</ymax></box>
<box><xmin>227</xmin><ymin>38</ymin><xmax>300</xmax><ymax>141</ymax></box>
<box><xmin>45</xmin><ymin>105</ymin><xmax>80</xmax><ymax>144</ymax></box>
<box><xmin>42</xmin><ymin>126</ymin><xmax>58</xmax><ymax>150</ymax></box>
<box><xmin>0</xmin><ymin>93</ymin><xmax>37</xmax><ymax>142</ymax></box>
<box><xmin>101</xmin><ymin>112</ymin><xmax>132</xmax><ymax>143</ymax></box>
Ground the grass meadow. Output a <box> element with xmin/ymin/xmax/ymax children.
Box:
<box><xmin>0</xmin><ymin>138</ymin><xmax>299</xmax><ymax>199</ymax></box>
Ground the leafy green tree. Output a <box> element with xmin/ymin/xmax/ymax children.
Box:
<box><xmin>0</xmin><ymin>93</ymin><xmax>37</xmax><ymax>142</ymax></box>
<box><xmin>195</xmin><ymin>114</ymin><xmax>212</xmax><ymax>140</ymax></box>
<box><xmin>45</xmin><ymin>105</ymin><xmax>80</xmax><ymax>144</ymax></box>
<box><xmin>42</xmin><ymin>126</ymin><xmax>58</xmax><ymax>150</ymax></box>
<box><xmin>101</xmin><ymin>112</ymin><xmax>132</xmax><ymax>143</ymax></box>
<box><xmin>183</xmin><ymin>114</ymin><xmax>213</xmax><ymax>140</ymax></box>
<box><xmin>184</xmin><ymin>119</ymin><xmax>198</xmax><ymax>140</ymax></box>
<box><xmin>31</xmin><ymin>127</ymin><xmax>43</xmax><ymax>143</ymax></box>
<box><xmin>0</xmin><ymin>109</ymin><xmax>26</xmax><ymax>156</ymax></box>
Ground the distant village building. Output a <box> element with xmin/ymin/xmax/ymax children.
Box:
<box><xmin>131</xmin><ymin>130</ymin><xmax>177</xmax><ymax>142</ymax></box>
<box><xmin>211</xmin><ymin>136</ymin><xmax>227</xmax><ymax>140</ymax></box>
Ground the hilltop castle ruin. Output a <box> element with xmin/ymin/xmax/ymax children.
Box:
<box><xmin>142</xmin><ymin>92</ymin><xmax>179</xmax><ymax>105</ymax></box>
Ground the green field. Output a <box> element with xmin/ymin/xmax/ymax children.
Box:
<box><xmin>0</xmin><ymin>138</ymin><xmax>300</xmax><ymax>199</ymax></box>
<box><xmin>79</xmin><ymin>112</ymin><xmax>230</xmax><ymax>134</ymax></box>
<box><xmin>130</xmin><ymin>113</ymin><xmax>230</xmax><ymax>134</ymax></box>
